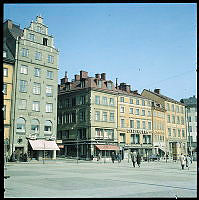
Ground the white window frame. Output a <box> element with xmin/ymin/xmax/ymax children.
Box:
<box><xmin>32</xmin><ymin>101</ymin><xmax>40</xmax><ymax>112</ymax></box>
<box><xmin>46</xmin><ymin>103</ymin><xmax>53</xmax><ymax>113</ymax></box>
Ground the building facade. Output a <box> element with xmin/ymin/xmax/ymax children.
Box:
<box><xmin>180</xmin><ymin>95</ymin><xmax>197</xmax><ymax>159</ymax></box>
<box><xmin>142</xmin><ymin>89</ymin><xmax>187</xmax><ymax>160</ymax></box>
<box><xmin>4</xmin><ymin>16</ymin><xmax>59</xmax><ymax>160</ymax></box>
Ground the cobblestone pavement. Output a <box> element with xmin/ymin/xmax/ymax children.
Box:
<box><xmin>4</xmin><ymin>159</ymin><xmax>197</xmax><ymax>198</ymax></box>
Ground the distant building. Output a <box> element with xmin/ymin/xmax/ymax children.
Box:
<box><xmin>180</xmin><ymin>95</ymin><xmax>197</xmax><ymax>158</ymax></box>
<box><xmin>3</xmin><ymin>16</ymin><xmax>59</xmax><ymax>160</ymax></box>
<box><xmin>142</xmin><ymin>89</ymin><xmax>187</xmax><ymax>160</ymax></box>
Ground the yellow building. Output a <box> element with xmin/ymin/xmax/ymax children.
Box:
<box><xmin>142</xmin><ymin>89</ymin><xmax>187</xmax><ymax>159</ymax></box>
<box><xmin>3</xmin><ymin>46</ymin><xmax>15</xmax><ymax>156</ymax></box>
<box><xmin>117</xmin><ymin>83</ymin><xmax>153</xmax><ymax>160</ymax></box>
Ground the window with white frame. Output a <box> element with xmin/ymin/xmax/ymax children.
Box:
<box><xmin>168</xmin><ymin>128</ymin><xmax>171</xmax><ymax>136</ymax></box>
<box><xmin>120</xmin><ymin>97</ymin><xmax>124</xmax><ymax>102</ymax></box>
<box><xmin>95</xmin><ymin>111</ymin><xmax>100</xmax><ymax>121</ymax></box>
<box><xmin>167</xmin><ymin>103</ymin><xmax>170</xmax><ymax>111</ymax></box>
<box><xmin>136</xmin><ymin>99</ymin><xmax>139</xmax><ymax>105</ymax></box>
<box><xmin>33</xmin><ymin>82</ymin><xmax>41</xmax><ymax>95</ymax></box>
<box><xmin>20</xmin><ymin>65</ymin><xmax>28</xmax><ymax>74</ymax></box>
<box><xmin>110</xmin><ymin>112</ymin><xmax>114</xmax><ymax>122</ymax></box>
<box><xmin>102</xmin><ymin>112</ymin><xmax>107</xmax><ymax>121</ymax></box>
<box><xmin>46</xmin><ymin>103</ymin><xmax>53</xmax><ymax>113</ymax></box>
<box><xmin>173</xmin><ymin>129</ymin><xmax>176</xmax><ymax>137</ymax></box>
<box><xmin>171</xmin><ymin>104</ymin><xmax>175</xmax><ymax>112</ymax></box>
<box><xmin>148</xmin><ymin>121</ymin><xmax>152</xmax><ymax>130</ymax></box>
<box><xmin>31</xmin><ymin>119</ymin><xmax>39</xmax><ymax>133</ymax></box>
<box><xmin>32</xmin><ymin>101</ymin><xmax>40</xmax><ymax>111</ymax></box>
<box><xmin>121</xmin><ymin>119</ymin><xmax>125</xmax><ymax>128</ymax></box>
<box><xmin>107</xmin><ymin>82</ymin><xmax>112</xmax><ymax>90</ymax></box>
<box><xmin>95</xmin><ymin>96</ymin><xmax>100</xmax><ymax>104</ymax></box>
<box><xmin>182</xmin><ymin>129</ymin><xmax>185</xmax><ymax>137</ymax></box>
<box><xmin>18</xmin><ymin>99</ymin><xmax>27</xmax><ymax>110</ymax></box>
<box><xmin>48</xmin><ymin>55</ymin><xmax>54</xmax><ymax>63</ymax></box>
<box><xmin>120</xmin><ymin>133</ymin><xmax>125</xmax><ymax>143</ymax></box>
<box><xmin>47</xmin><ymin>70</ymin><xmax>53</xmax><ymax>79</ymax></box>
<box><xmin>46</xmin><ymin>85</ymin><xmax>53</xmax><ymax>97</ymax></box>
<box><xmin>22</xmin><ymin>48</ymin><xmax>29</xmax><ymax>57</ymax></box>
<box><xmin>3</xmin><ymin>51</ymin><xmax>7</xmax><ymax>58</ymax></box>
<box><xmin>109</xmin><ymin>98</ymin><xmax>114</xmax><ymax>106</ymax></box>
<box><xmin>142</xmin><ymin>121</ymin><xmax>146</xmax><ymax>129</ymax></box>
<box><xmin>120</xmin><ymin>106</ymin><xmax>125</xmax><ymax>113</ymax></box>
<box><xmin>141</xmin><ymin>109</ymin><xmax>145</xmax><ymax>116</ymax></box>
<box><xmin>167</xmin><ymin>115</ymin><xmax>171</xmax><ymax>123</ymax></box>
<box><xmin>172</xmin><ymin>115</ymin><xmax>175</xmax><ymax>124</ymax></box>
<box><xmin>16</xmin><ymin>118</ymin><xmax>26</xmax><ymax>132</ymax></box>
<box><xmin>178</xmin><ymin>129</ymin><xmax>181</xmax><ymax>137</ymax></box>
<box><xmin>35</xmin><ymin>51</ymin><xmax>42</xmax><ymax>60</ymax></box>
<box><xmin>136</xmin><ymin>120</ymin><xmax>140</xmax><ymax>129</ymax></box>
<box><xmin>102</xmin><ymin>96</ymin><xmax>108</xmax><ymax>105</ymax></box>
<box><xmin>148</xmin><ymin>110</ymin><xmax>151</xmax><ymax>116</ymax></box>
<box><xmin>97</xmin><ymin>80</ymin><xmax>102</xmax><ymax>88</ymax></box>
<box><xmin>44</xmin><ymin>120</ymin><xmax>52</xmax><ymax>132</ymax></box>
<box><xmin>19</xmin><ymin>80</ymin><xmax>28</xmax><ymax>92</ymax></box>
<box><xmin>142</xmin><ymin>100</ymin><xmax>145</xmax><ymax>106</ymax></box>
<box><xmin>177</xmin><ymin>116</ymin><xmax>180</xmax><ymax>124</ymax></box>
<box><xmin>130</xmin><ymin>120</ymin><xmax>134</xmax><ymax>128</ymax></box>
<box><xmin>34</xmin><ymin>68</ymin><xmax>41</xmax><ymax>77</ymax></box>
<box><xmin>181</xmin><ymin>116</ymin><xmax>184</xmax><ymax>125</ymax></box>
<box><xmin>3</xmin><ymin>68</ymin><xmax>8</xmax><ymax>77</ymax></box>
<box><xmin>130</xmin><ymin>98</ymin><xmax>133</xmax><ymax>104</ymax></box>
<box><xmin>129</xmin><ymin>107</ymin><xmax>133</xmax><ymax>114</ymax></box>
<box><xmin>3</xmin><ymin>84</ymin><xmax>7</xmax><ymax>95</ymax></box>
<box><xmin>135</xmin><ymin>108</ymin><xmax>139</xmax><ymax>115</ymax></box>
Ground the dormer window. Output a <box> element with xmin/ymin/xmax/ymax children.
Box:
<box><xmin>3</xmin><ymin>51</ymin><xmax>7</xmax><ymax>58</ymax></box>
<box><xmin>43</xmin><ymin>38</ymin><xmax>48</xmax><ymax>46</ymax></box>
<box><xmin>107</xmin><ymin>82</ymin><xmax>112</xmax><ymax>90</ymax></box>
<box><xmin>97</xmin><ymin>80</ymin><xmax>102</xmax><ymax>88</ymax></box>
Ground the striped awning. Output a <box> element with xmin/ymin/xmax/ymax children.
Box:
<box><xmin>29</xmin><ymin>140</ymin><xmax>60</xmax><ymax>150</ymax></box>
<box><xmin>95</xmin><ymin>145</ymin><xmax>119</xmax><ymax>150</ymax></box>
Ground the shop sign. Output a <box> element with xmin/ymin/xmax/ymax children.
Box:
<box><xmin>127</xmin><ymin>129</ymin><xmax>151</xmax><ymax>134</ymax></box>
<box><xmin>58</xmin><ymin>145</ymin><xmax>64</xmax><ymax>148</ymax></box>
<box><xmin>56</xmin><ymin>140</ymin><xmax>62</xmax><ymax>144</ymax></box>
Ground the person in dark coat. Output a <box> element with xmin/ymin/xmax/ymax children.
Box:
<box><xmin>137</xmin><ymin>152</ymin><xmax>141</xmax><ymax>167</ymax></box>
<box><xmin>111</xmin><ymin>152</ymin><xmax>116</xmax><ymax>163</ymax></box>
<box><xmin>131</xmin><ymin>151</ymin><xmax>137</xmax><ymax>167</ymax></box>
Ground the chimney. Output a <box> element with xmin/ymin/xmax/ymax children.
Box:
<box><xmin>74</xmin><ymin>74</ymin><xmax>80</xmax><ymax>81</ymax></box>
<box><xmin>7</xmin><ymin>20</ymin><xmax>13</xmax><ymax>29</ymax></box>
<box><xmin>80</xmin><ymin>70</ymin><xmax>88</xmax><ymax>79</ymax></box>
<box><xmin>126</xmin><ymin>85</ymin><xmax>131</xmax><ymax>93</ymax></box>
<box><xmin>60</xmin><ymin>71</ymin><xmax>68</xmax><ymax>84</ymax></box>
<box><xmin>95</xmin><ymin>73</ymin><xmax>101</xmax><ymax>79</ymax></box>
<box><xmin>101</xmin><ymin>73</ymin><xmax>106</xmax><ymax>80</ymax></box>
<box><xmin>36</xmin><ymin>15</ymin><xmax>43</xmax><ymax>24</ymax></box>
<box><xmin>154</xmin><ymin>89</ymin><xmax>160</xmax><ymax>94</ymax></box>
<box><xmin>116</xmin><ymin>78</ymin><xmax>118</xmax><ymax>89</ymax></box>
<box><xmin>133</xmin><ymin>90</ymin><xmax>138</xmax><ymax>94</ymax></box>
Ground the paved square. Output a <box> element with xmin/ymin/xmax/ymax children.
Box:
<box><xmin>4</xmin><ymin>159</ymin><xmax>197</xmax><ymax>198</ymax></box>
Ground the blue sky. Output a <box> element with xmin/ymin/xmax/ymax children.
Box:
<box><xmin>4</xmin><ymin>3</ymin><xmax>197</xmax><ymax>101</ymax></box>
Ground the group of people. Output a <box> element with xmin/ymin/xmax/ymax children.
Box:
<box><xmin>130</xmin><ymin>151</ymin><xmax>141</xmax><ymax>167</ymax></box>
<box><xmin>9</xmin><ymin>150</ymin><xmax>28</xmax><ymax>162</ymax></box>
<box><xmin>179</xmin><ymin>153</ymin><xmax>192</xmax><ymax>170</ymax></box>
<box><xmin>97</xmin><ymin>152</ymin><xmax>122</xmax><ymax>163</ymax></box>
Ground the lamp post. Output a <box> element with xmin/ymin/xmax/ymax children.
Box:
<box><xmin>77</xmin><ymin>131</ymin><xmax>79</xmax><ymax>164</ymax></box>
<box><xmin>43</xmin><ymin>139</ymin><xmax>45</xmax><ymax>164</ymax></box>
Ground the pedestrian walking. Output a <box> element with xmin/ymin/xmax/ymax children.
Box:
<box><xmin>131</xmin><ymin>151</ymin><xmax>137</xmax><ymax>167</ymax></box>
<box><xmin>117</xmin><ymin>153</ymin><xmax>121</xmax><ymax>163</ymax></box>
<box><xmin>97</xmin><ymin>153</ymin><xmax>101</xmax><ymax>162</ymax></box>
<box><xmin>111</xmin><ymin>152</ymin><xmax>116</xmax><ymax>163</ymax></box>
<box><xmin>185</xmin><ymin>155</ymin><xmax>191</xmax><ymax>170</ymax></box>
<box><xmin>179</xmin><ymin>153</ymin><xmax>185</xmax><ymax>170</ymax></box>
<box><xmin>137</xmin><ymin>152</ymin><xmax>141</xmax><ymax>167</ymax></box>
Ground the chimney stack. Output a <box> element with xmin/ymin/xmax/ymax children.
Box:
<box><xmin>101</xmin><ymin>73</ymin><xmax>106</xmax><ymax>80</ymax></box>
<box><xmin>60</xmin><ymin>71</ymin><xmax>68</xmax><ymax>84</ymax></box>
<box><xmin>80</xmin><ymin>70</ymin><xmax>88</xmax><ymax>79</ymax></box>
<box><xmin>95</xmin><ymin>73</ymin><xmax>101</xmax><ymax>79</ymax></box>
<box><xmin>154</xmin><ymin>89</ymin><xmax>160</xmax><ymax>94</ymax></box>
<box><xmin>74</xmin><ymin>74</ymin><xmax>80</xmax><ymax>81</ymax></box>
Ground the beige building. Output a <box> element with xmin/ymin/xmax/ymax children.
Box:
<box><xmin>142</xmin><ymin>89</ymin><xmax>187</xmax><ymax>159</ymax></box>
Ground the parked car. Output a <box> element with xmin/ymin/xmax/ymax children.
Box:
<box><xmin>148</xmin><ymin>154</ymin><xmax>160</xmax><ymax>161</ymax></box>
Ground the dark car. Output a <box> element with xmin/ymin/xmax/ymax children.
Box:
<box><xmin>148</xmin><ymin>155</ymin><xmax>160</xmax><ymax>161</ymax></box>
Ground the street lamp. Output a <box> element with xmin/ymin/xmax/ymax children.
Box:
<box><xmin>77</xmin><ymin>131</ymin><xmax>79</xmax><ymax>164</ymax></box>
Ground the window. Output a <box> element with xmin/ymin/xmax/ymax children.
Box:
<box><xmin>120</xmin><ymin>97</ymin><xmax>124</xmax><ymax>102</ymax></box>
<box><xmin>29</xmin><ymin>33</ymin><xmax>35</xmax><ymax>41</ymax></box>
<box><xmin>167</xmin><ymin>103</ymin><xmax>170</xmax><ymax>111</ymax></box>
<box><xmin>3</xmin><ymin>84</ymin><xmax>7</xmax><ymax>94</ymax></box>
<box><xmin>47</xmin><ymin>70</ymin><xmax>53</xmax><ymax>79</ymax></box>
<box><xmin>32</xmin><ymin>101</ymin><xmax>40</xmax><ymax>111</ymax></box>
<box><xmin>95</xmin><ymin>111</ymin><xmax>100</xmax><ymax>121</ymax></box>
<box><xmin>172</xmin><ymin>115</ymin><xmax>175</xmax><ymax>124</ymax></box>
<box><xmin>168</xmin><ymin>128</ymin><xmax>171</xmax><ymax>136</ymax></box>
<box><xmin>130</xmin><ymin>98</ymin><xmax>133</xmax><ymax>104</ymax></box>
<box><xmin>182</xmin><ymin>129</ymin><xmax>185</xmax><ymax>138</ymax></box>
<box><xmin>3</xmin><ymin>105</ymin><xmax>6</xmax><ymax>120</ymax></box>
<box><xmin>44</xmin><ymin>120</ymin><xmax>52</xmax><ymax>132</ymax></box>
<box><xmin>136</xmin><ymin>99</ymin><xmax>139</xmax><ymax>105</ymax></box>
<box><xmin>43</xmin><ymin>38</ymin><xmax>48</xmax><ymax>46</ymax></box>
<box><xmin>46</xmin><ymin>103</ymin><xmax>53</xmax><ymax>113</ymax></box>
<box><xmin>177</xmin><ymin>116</ymin><xmax>180</xmax><ymax>124</ymax></box>
<box><xmin>46</xmin><ymin>85</ymin><xmax>53</xmax><ymax>97</ymax></box>
<box><xmin>33</xmin><ymin>83</ymin><xmax>41</xmax><ymax>95</ymax></box>
<box><xmin>178</xmin><ymin>129</ymin><xmax>181</xmax><ymax>137</ymax></box>
<box><xmin>135</xmin><ymin>109</ymin><xmax>139</xmax><ymax>115</ymax></box>
<box><xmin>107</xmin><ymin>82</ymin><xmax>112</xmax><ymax>90</ymax></box>
<box><xmin>48</xmin><ymin>55</ymin><xmax>54</xmax><ymax>63</ymax></box>
<box><xmin>102</xmin><ymin>96</ymin><xmax>108</xmax><ymax>105</ymax></box>
<box><xmin>142</xmin><ymin>121</ymin><xmax>146</xmax><ymax>129</ymax></box>
<box><xmin>97</xmin><ymin>80</ymin><xmax>102</xmax><ymax>88</ymax></box>
<box><xmin>171</xmin><ymin>104</ymin><xmax>175</xmax><ymax>112</ymax></box>
<box><xmin>102</xmin><ymin>112</ymin><xmax>107</xmax><ymax>121</ymax></box>
<box><xmin>18</xmin><ymin>99</ymin><xmax>27</xmax><ymax>110</ymax></box>
<box><xmin>120</xmin><ymin>133</ymin><xmax>125</xmax><ymax>143</ymax></box>
<box><xmin>79</xmin><ymin>110</ymin><xmax>85</xmax><ymax>122</ymax></box>
<box><xmin>121</xmin><ymin>119</ymin><xmax>125</xmax><ymax>128</ymax></box>
<box><xmin>136</xmin><ymin>120</ymin><xmax>140</xmax><ymax>129</ymax></box>
<box><xmin>110</xmin><ymin>112</ymin><xmax>114</xmax><ymax>122</ymax></box>
<box><xmin>130</xmin><ymin>120</ymin><xmax>134</xmax><ymax>128</ymax></box>
<box><xmin>120</xmin><ymin>106</ymin><xmax>125</xmax><ymax>113</ymax></box>
<box><xmin>31</xmin><ymin>119</ymin><xmax>39</xmax><ymax>133</ymax></box>
<box><xmin>95</xmin><ymin>128</ymin><xmax>103</xmax><ymax>138</ymax></box>
<box><xmin>129</xmin><ymin>108</ymin><xmax>133</xmax><ymax>114</ymax></box>
<box><xmin>148</xmin><ymin>121</ymin><xmax>152</xmax><ymax>130</ymax></box>
<box><xmin>188</xmin><ymin>116</ymin><xmax>191</xmax><ymax>122</ymax></box>
<box><xmin>22</xmin><ymin>48</ymin><xmax>29</xmax><ymax>57</ymax></box>
<box><xmin>189</xmin><ymin>126</ymin><xmax>192</xmax><ymax>132</ymax></box>
<box><xmin>95</xmin><ymin>96</ymin><xmax>100</xmax><ymax>104</ymax></box>
<box><xmin>181</xmin><ymin>117</ymin><xmax>184</xmax><ymax>125</ymax></box>
<box><xmin>35</xmin><ymin>52</ymin><xmax>42</xmax><ymax>60</ymax></box>
<box><xmin>143</xmin><ymin>135</ymin><xmax>151</xmax><ymax>144</ymax></box>
<box><xmin>176</xmin><ymin>105</ymin><xmax>179</xmax><ymax>113</ymax></box>
<box><xmin>141</xmin><ymin>110</ymin><xmax>145</xmax><ymax>116</ymax></box>
<box><xmin>79</xmin><ymin>96</ymin><xmax>85</xmax><ymax>105</ymax></box>
<box><xmin>109</xmin><ymin>98</ymin><xmax>114</xmax><ymax>106</ymax></box>
<box><xmin>3</xmin><ymin>68</ymin><xmax>8</xmax><ymax>77</ymax></box>
<box><xmin>16</xmin><ymin>118</ymin><xmax>26</xmax><ymax>132</ymax></box>
<box><xmin>173</xmin><ymin>129</ymin><xmax>176</xmax><ymax>137</ymax></box>
<box><xmin>142</xmin><ymin>100</ymin><xmax>145</xmax><ymax>106</ymax></box>
<box><xmin>20</xmin><ymin>65</ymin><xmax>28</xmax><ymax>74</ymax></box>
<box><xmin>148</xmin><ymin>111</ymin><xmax>151</xmax><ymax>116</ymax></box>
<box><xmin>34</xmin><ymin>68</ymin><xmax>41</xmax><ymax>77</ymax></box>
<box><xmin>19</xmin><ymin>80</ymin><xmax>28</xmax><ymax>92</ymax></box>
<box><xmin>37</xmin><ymin>26</ymin><xmax>42</xmax><ymax>33</ymax></box>
<box><xmin>167</xmin><ymin>115</ymin><xmax>171</xmax><ymax>123</ymax></box>
<box><xmin>131</xmin><ymin>134</ymin><xmax>139</xmax><ymax>144</ymax></box>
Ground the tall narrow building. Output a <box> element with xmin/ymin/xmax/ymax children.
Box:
<box><xmin>3</xmin><ymin>16</ymin><xmax>59</xmax><ymax>160</ymax></box>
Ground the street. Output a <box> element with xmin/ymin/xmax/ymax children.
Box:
<box><xmin>4</xmin><ymin>159</ymin><xmax>197</xmax><ymax>198</ymax></box>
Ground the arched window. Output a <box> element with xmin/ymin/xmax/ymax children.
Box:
<box><xmin>16</xmin><ymin>117</ymin><xmax>26</xmax><ymax>132</ymax></box>
<box><xmin>31</xmin><ymin>119</ymin><xmax>39</xmax><ymax>133</ymax></box>
<box><xmin>44</xmin><ymin>120</ymin><xmax>52</xmax><ymax>132</ymax></box>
